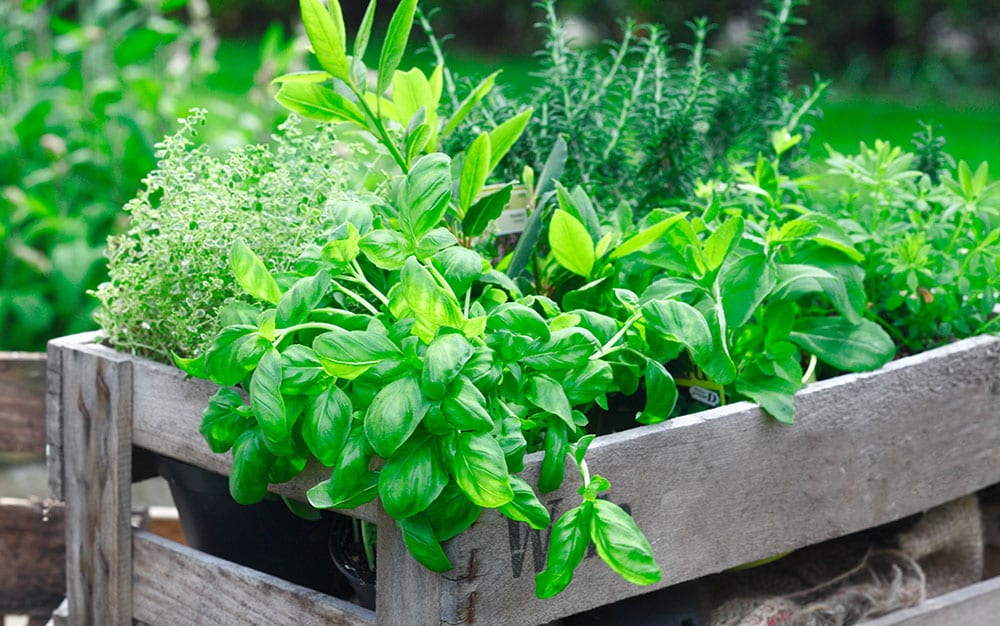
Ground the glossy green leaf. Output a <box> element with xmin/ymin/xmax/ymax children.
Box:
<box><xmin>790</xmin><ymin>317</ymin><xmax>895</xmax><ymax>372</ymax></box>
<box><xmin>441</xmin><ymin>71</ymin><xmax>499</xmax><ymax>139</ymax></box>
<box><xmin>405</xmin><ymin>123</ymin><xmax>433</xmax><ymax>164</ymax></box>
<box><xmin>549</xmin><ymin>209</ymin><xmax>595</xmax><ymax>277</ymax></box>
<box><xmin>204</xmin><ymin>325</ymin><xmax>269</xmax><ymax>387</ymax></box>
<box><xmin>462</xmin><ymin>184</ymin><xmax>512</xmax><ymax>238</ymax></box>
<box><xmin>562</xmin><ymin>360</ymin><xmax>615</xmax><ymax>405</ymax></box>
<box><xmin>535</xmin><ymin>503</ymin><xmax>592</xmax><ymax>598</ymax></box>
<box><xmin>430</xmin><ymin>246</ymin><xmax>487</xmax><ymax>297</ymax></box>
<box><xmin>719</xmin><ymin>253</ymin><xmax>774</xmax><ymax>328</ymax></box>
<box><xmin>308</xmin><ymin>422</ymin><xmax>378</xmax><ymax>508</ymax></box>
<box><xmin>459</xmin><ymin>132</ymin><xmax>491</xmax><ymax>212</ymax></box>
<box><xmin>230</xmin><ymin>239</ymin><xmax>282</xmax><ymax>305</ymax></box>
<box><xmin>735</xmin><ymin>363</ymin><xmax>802</xmax><ymax>424</ymax></box>
<box><xmin>421</xmin><ymin>332</ymin><xmax>474</xmax><ymax>400</ymax></box>
<box><xmin>398</xmin><ymin>514</ymin><xmax>453</xmax><ymax>572</ymax></box>
<box><xmin>364</xmin><ymin>376</ymin><xmax>428</xmax><ymax>458</ymax></box>
<box><xmin>442</xmin><ymin>376</ymin><xmax>494</xmax><ymax>431</ymax></box>
<box><xmin>400</xmin><ymin>257</ymin><xmax>465</xmax><ymax>343</ymax></box>
<box><xmin>526</xmin><ymin>374</ymin><xmax>573</xmax><ymax>428</ymax></box>
<box><xmin>637</xmin><ymin>360</ymin><xmax>677</xmax><ymax>425</ymax></box>
<box><xmin>641</xmin><ymin>300</ymin><xmax>717</xmax><ymax>374</ymax></box>
<box><xmin>451</xmin><ymin>432</ymin><xmax>514</xmax><ymax>507</ymax></box>
<box><xmin>303</xmin><ymin>383</ymin><xmax>352</xmax><ymax>465</ymax></box>
<box><xmin>487</xmin><ymin>303</ymin><xmax>550</xmax><ymax>341</ymax></box>
<box><xmin>703</xmin><ymin>216</ymin><xmax>744</xmax><ymax>273</ymax></box>
<box><xmin>590</xmin><ymin>499</ymin><xmax>661</xmax><ymax>586</ymax></box>
<box><xmin>377</xmin><ymin>0</ymin><xmax>417</xmax><ymax>97</ymax></box>
<box><xmin>414</xmin><ymin>228</ymin><xmax>458</xmax><ymax>260</ymax></box>
<box><xmin>522</xmin><ymin>328</ymin><xmax>600</xmax><ymax>371</ymax></box>
<box><xmin>200</xmin><ymin>388</ymin><xmax>253</xmax><ymax>453</ymax></box>
<box><xmin>280</xmin><ymin>345</ymin><xmax>326</xmax><ymax>395</ymax></box>
<box><xmin>276</xmin><ymin>271</ymin><xmax>329</xmax><ymax>329</ymax></box>
<box><xmin>271</xmin><ymin>70</ymin><xmax>331</xmax><ymax>84</ymax></box>
<box><xmin>250</xmin><ymin>348</ymin><xmax>294</xmax><ymax>455</ymax></box>
<box><xmin>321</xmin><ymin>222</ymin><xmax>361</xmax><ymax>266</ymax></box>
<box><xmin>392</xmin><ymin>67</ymin><xmax>435</xmax><ymax>130</ymax></box>
<box><xmin>359</xmin><ymin>228</ymin><xmax>412</xmax><ymax>271</ymax></box>
<box><xmin>498</xmin><ymin>476</ymin><xmax>551</xmax><ymax>530</ymax></box>
<box><xmin>299</xmin><ymin>0</ymin><xmax>349</xmax><ymax>81</ymax></box>
<box><xmin>487</xmin><ymin>108</ymin><xmax>533</xmax><ymax>171</ymax></box>
<box><xmin>229</xmin><ymin>429</ymin><xmax>276</xmax><ymax>505</ymax></box>
<box><xmin>379</xmin><ymin>432</ymin><xmax>448</xmax><ymax>519</ymax></box>
<box><xmin>539</xmin><ymin>418</ymin><xmax>569</xmax><ymax>493</ymax></box>
<box><xmin>353</xmin><ymin>0</ymin><xmax>377</xmax><ymax>63</ymax></box>
<box><xmin>313</xmin><ymin>329</ymin><xmax>401</xmax><ymax>379</ymax></box>
<box><xmin>609</xmin><ymin>213</ymin><xmax>688</xmax><ymax>259</ymax></box>
<box><xmin>275</xmin><ymin>83</ymin><xmax>366</xmax><ymax>125</ymax></box>
<box><xmin>425</xmin><ymin>482</ymin><xmax>482</xmax><ymax>541</ymax></box>
<box><xmin>400</xmin><ymin>153</ymin><xmax>452</xmax><ymax>241</ymax></box>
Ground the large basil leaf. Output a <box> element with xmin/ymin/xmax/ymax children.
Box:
<box><xmin>525</xmin><ymin>374</ymin><xmax>573</xmax><ymax>428</ymax></box>
<box><xmin>250</xmin><ymin>348</ymin><xmax>295</xmax><ymax>456</ymax></box>
<box><xmin>230</xmin><ymin>239</ymin><xmax>282</xmax><ymax>305</ymax></box>
<box><xmin>229</xmin><ymin>429</ymin><xmax>276</xmax><ymax>505</ymax></box>
<box><xmin>421</xmin><ymin>332</ymin><xmax>474</xmax><ymax>399</ymax></box>
<box><xmin>276</xmin><ymin>271</ymin><xmax>329</xmax><ymax>329</ymax></box>
<box><xmin>790</xmin><ymin>317</ymin><xmax>895</xmax><ymax>372</ymax></box>
<box><xmin>398</xmin><ymin>513</ymin><xmax>453</xmax><ymax>573</ymax></box>
<box><xmin>400</xmin><ymin>153</ymin><xmax>451</xmax><ymax>241</ymax></box>
<box><xmin>498</xmin><ymin>476</ymin><xmax>551</xmax><ymax>530</ymax></box>
<box><xmin>522</xmin><ymin>328</ymin><xmax>599</xmax><ymax>370</ymax></box>
<box><xmin>400</xmin><ymin>257</ymin><xmax>466</xmax><ymax>342</ymax></box>
<box><xmin>441</xmin><ymin>376</ymin><xmax>494</xmax><ymax>432</ymax></box>
<box><xmin>719</xmin><ymin>253</ymin><xmax>774</xmax><ymax>328</ymax></box>
<box><xmin>535</xmin><ymin>503</ymin><xmax>592</xmax><ymax>599</ymax></box>
<box><xmin>379</xmin><ymin>433</ymin><xmax>448</xmax><ymax>519</ymax></box>
<box><xmin>589</xmin><ymin>499</ymin><xmax>661</xmax><ymax>586</ymax></box>
<box><xmin>364</xmin><ymin>376</ymin><xmax>429</xmax><ymax>458</ymax></box>
<box><xmin>425</xmin><ymin>482</ymin><xmax>482</xmax><ymax>542</ymax></box>
<box><xmin>303</xmin><ymin>382</ymin><xmax>352</xmax><ymax>466</ymax></box>
<box><xmin>200</xmin><ymin>388</ymin><xmax>253</xmax><ymax>453</ymax></box>
<box><xmin>451</xmin><ymin>432</ymin><xmax>514</xmax><ymax>507</ymax></box>
<box><xmin>313</xmin><ymin>329</ymin><xmax>401</xmax><ymax>380</ymax></box>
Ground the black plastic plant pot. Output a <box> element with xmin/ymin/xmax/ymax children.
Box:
<box><xmin>328</xmin><ymin>513</ymin><xmax>377</xmax><ymax>610</ymax></box>
<box><xmin>153</xmin><ymin>453</ymin><xmax>352</xmax><ymax>598</ymax></box>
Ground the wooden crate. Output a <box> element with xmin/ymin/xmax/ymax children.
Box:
<box><xmin>46</xmin><ymin>332</ymin><xmax>1000</xmax><ymax>625</ymax></box>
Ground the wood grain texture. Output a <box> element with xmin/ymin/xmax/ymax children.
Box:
<box><xmin>46</xmin><ymin>340</ymin><xmax>65</xmax><ymax>500</ymax></box>
<box><xmin>857</xmin><ymin>575</ymin><xmax>1000</xmax><ymax>625</ymax></box>
<box><xmin>374</xmin><ymin>508</ymin><xmax>447</xmax><ymax>626</ymax></box>
<box><xmin>132</xmin><ymin>530</ymin><xmax>375</xmax><ymax>626</ymax></box>
<box><xmin>58</xmin><ymin>339</ymin><xmax>134</xmax><ymax>625</ymax></box>
<box><xmin>0</xmin><ymin>498</ymin><xmax>65</xmax><ymax>615</ymax></box>
<box><xmin>0</xmin><ymin>352</ymin><xmax>47</xmax><ymax>454</ymax></box>
<box><xmin>443</xmin><ymin>335</ymin><xmax>1000</xmax><ymax>625</ymax></box>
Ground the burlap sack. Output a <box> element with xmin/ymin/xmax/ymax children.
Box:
<box><xmin>709</xmin><ymin>495</ymin><xmax>983</xmax><ymax>626</ymax></box>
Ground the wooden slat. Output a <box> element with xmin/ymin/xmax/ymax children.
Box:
<box><xmin>132</xmin><ymin>530</ymin><xmax>375</xmax><ymax>626</ymax></box>
<box><xmin>0</xmin><ymin>352</ymin><xmax>47</xmax><ymax>454</ymax></box>
<box><xmin>46</xmin><ymin>340</ymin><xmax>65</xmax><ymax>500</ymax></box>
<box><xmin>57</xmin><ymin>339</ymin><xmax>134</xmax><ymax>625</ymax></box>
<box><xmin>442</xmin><ymin>335</ymin><xmax>1000</xmax><ymax>625</ymax></box>
<box><xmin>0</xmin><ymin>498</ymin><xmax>65</xmax><ymax>615</ymax></box>
<box><xmin>374</xmin><ymin>508</ymin><xmax>448</xmax><ymax>625</ymax></box>
<box><xmin>858</xmin><ymin>575</ymin><xmax>1000</xmax><ymax>625</ymax></box>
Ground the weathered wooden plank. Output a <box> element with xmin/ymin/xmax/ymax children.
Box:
<box><xmin>373</xmin><ymin>508</ymin><xmax>447</xmax><ymax>626</ymax></box>
<box><xmin>857</xmin><ymin>575</ymin><xmax>1000</xmax><ymax>625</ymax></box>
<box><xmin>0</xmin><ymin>352</ymin><xmax>47</xmax><ymax>454</ymax></box>
<box><xmin>0</xmin><ymin>498</ymin><xmax>65</xmax><ymax>615</ymax></box>
<box><xmin>442</xmin><ymin>335</ymin><xmax>1000</xmax><ymax>625</ymax></box>
<box><xmin>46</xmin><ymin>339</ymin><xmax>67</xmax><ymax>500</ymax></box>
<box><xmin>58</xmin><ymin>339</ymin><xmax>134</xmax><ymax>625</ymax></box>
<box><xmin>132</xmin><ymin>530</ymin><xmax>375</xmax><ymax>626</ymax></box>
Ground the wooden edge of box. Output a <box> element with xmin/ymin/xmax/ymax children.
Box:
<box><xmin>857</xmin><ymin>575</ymin><xmax>1000</xmax><ymax>626</ymax></box>
<box><xmin>132</xmin><ymin>529</ymin><xmax>375</xmax><ymax>626</ymax></box>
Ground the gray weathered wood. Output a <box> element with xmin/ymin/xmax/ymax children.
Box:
<box><xmin>0</xmin><ymin>497</ymin><xmax>65</xmax><ymax>615</ymax></box>
<box><xmin>0</xmin><ymin>352</ymin><xmax>47</xmax><ymax>454</ymax></box>
<box><xmin>132</xmin><ymin>530</ymin><xmax>375</xmax><ymax>626</ymax></box>
<box><xmin>857</xmin><ymin>575</ymin><xmax>1000</xmax><ymax>625</ymax></box>
<box><xmin>57</xmin><ymin>339</ymin><xmax>134</xmax><ymax>625</ymax></box>
<box><xmin>374</xmin><ymin>507</ymin><xmax>448</xmax><ymax>626</ymax></box>
<box><xmin>46</xmin><ymin>339</ymin><xmax>67</xmax><ymax>500</ymax></box>
<box><xmin>442</xmin><ymin>334</ymin><xmax>1000</xmax><ymax>625</ymax></box>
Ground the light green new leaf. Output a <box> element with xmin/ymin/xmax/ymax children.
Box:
<box><xmin>487</xmin><ymin>108</ymin><xmax>533</xmax><ymax>171</ymax></box>
<box><xmin>392</xmin><ymin>67</ymin><xmax>435</xmax><ymax>130</ymax></box>
<box><xmin>401</xmin><ymin>153</ymin><xmax>452</xmax><ymax>241</ymax></box>
<box><xmin>377</xmin><ymin>0</ymin><xmax>417</xmax><ymax>97</ymax></box>
<box><xmin>299</xmin><ymin>0</ymin><xmax>349</xmax><ymax>81</ymax></box>
<box><xmin>398</xmin><ymin>514</ymin><xmax>453</xmax><ymax>572</ymax></box>
<box><xmin>719</xmin><ymin>253</ymin><xmax>774</xmax><ymax>328</ymax></box>
<box><xmin>271</xmin><ymin>70</ymin><xmax>331</xmax><ymax>84</ymax></box>
<box><xmin>459</xmin><ymin>132</ymin><xmax>491</xmax><ymax>212</ymax></box>
<box><xmin>276</xmin><ymin>271</ymin><xmax>329</xmax><ymax>329</ymax></box>
<box><xmin>441</xmin><ymin>71</ymin><xmax>500</xmax><ymax>140</ymax></box>
<box><xmin>702</xmin><ymin>216</ymin><xmax>744</xmax><ymax>273</ymax></box>
<box><xmin>313</xmin><ymin>329</ymin><xmax>401</xmax><ymax>379</ymax></box>
<box><xmin>353</xmin><ymin>0</ymin><xmax>377</xmax><ymax>62</ymax></box>
<box><xmin>549</xmin><ymin>209</ymin><xmax>595</xmax><ymax>277</ymax></box>
<box><xmin>526</xmin><ymin>374</ymin><xmax>573</xmax><ymax>428</ymax></box>
<box><xmin>401</xmin><ymin>257</ymin><xmax>465</xmax><ymax>342</ymax></box>
<box><xmin>499</xmin><ymin>476</ymin><xmax>551</xmax><ymax>530</ymax></box>
<box><xmin>230</xmin><ymin>239</ymin><xmax>282</xmax><ymax>305</ymax></box>
<box><xmin>275</xmin><ymin>83</ymin><xmax>366</xmax><ymax>125</ymax></box>
<box><xmin>609</xmin><ymin>213</ymin><xmax>688</xmax><ymax>259</ymax></box>
<box><xmin>590</xmin><ymin>499</ymin><xmax>661</xmax><ymax>586</ymax></box>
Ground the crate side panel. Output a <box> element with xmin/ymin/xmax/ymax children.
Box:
<box><xmin>132</xmin><ymin>530</ymin><xmax>375</xmax><ymax>626</ymax></box>
<box><xmin>857</xmin><ymin>575</ymin><xmax>1000</xmax><ymax>625</ymax></box>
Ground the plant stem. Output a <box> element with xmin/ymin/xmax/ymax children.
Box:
<box><xmin>361</xmin><ymin>519</ymin><xmax>376</xmax><ymax>572</ymax></box>
<box><xmin>348</xmin><ymin>83</ymin><xmax>409</xmax><ymax>173</ymax></box>
<box><xmin>331</xmin><ymin>280</ymin><xmax>380</xmax><ymax>315</ymax></box>
<box><xmin>592</xmin><ymin>310</ymin><xmax>642</xmax><ymax>360</ymax></box>
<box><xmin>349</xmin><ymin>260</ymin><xmax>390</xmax><ymax>305</ymax></box>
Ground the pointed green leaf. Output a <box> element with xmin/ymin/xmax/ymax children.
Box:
<box><xmin>398</xmin><ymin>514</ymin><xmax>452</xmax><ymax>572</ymax></box>
<box><xmin>499</xmin><ymin>476</ymin><xmax>551</xmax><ymax>530</ymax></box>
<box><xmin>275</xmin><ymin>82</ymin><xmax>366</xmax><ymax>125</ymax></box>
<box><xmin>365</xmin><ymin>376</ymin><xmax>428</xmax><ymax>458</ymax></box>
<box><xmin>303</xmin><ymin>383</ymin><xmax>352</xmax><ymax>466</ymax></box>
<box><xmin>230</xmin><ymin>239</ymin><xmax>282</xmax><ymax>304</ymax></box>
<box><xmin>590</xmin><ymin>499</ymin><xmax>661</xmax><ymax>586</ymax></box>
<box><xmin>377</xmin><ymin>0</ymin><xmax>417</xmax><ymax>97</ymax></box>
<box><xmin>451</xmin><ymin>432</ymin><xmax>514</xmax><ymax>507</ymax></box>
<box><xmin>549</xmin><ymin>209</ymin><xmax>595</xmax><ymax>277</ymax></box>
<box><xmin>441</xmin><ymin>71</ymin><xmax>500</xmax><ymax>139</ymax></box>
<box><xmin>299</xmin><ymin>0</ymin><xmax>349</xmax><ymax>81</ymax></box>
<box><xmin>401</xmin><ymin>153</ymin><xmax>452</xmax><ymax>241</ymax></box>
<box><xmin>488</xmin><ymin>108</ymin><xmax>533</xmax><ymax>171</ymax></box>
<box><xmin>535</xmin><ymin>503</ymin><xmax>591</xmax><ymax>598</ymax></box>
<box><xmin>459</xmin><ymin>132</ymin><xmax>492</xmax><ymax>212</ymax></box>
<box><xmin>379</xmin><ymin>432</ymin><xmax>448</xmax><ymax>519</ymax></box>
<box><xmin>790</xmin><ymin>317</ymin><xmax>895</xmax><ymax>372</ymax></box>
<box><xmin>353</xmin><ymin>0</ymin><xmax>377</xmax><ymax>62</ymax></box>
